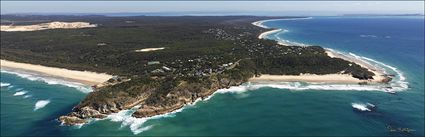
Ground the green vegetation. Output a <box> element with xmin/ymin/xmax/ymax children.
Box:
<box><xmin>1</xmin><ymin>15</ymin><xmax>375</xmax><ymax>124</ymax></box>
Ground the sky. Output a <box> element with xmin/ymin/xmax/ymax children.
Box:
<box><xmin>1</xmin><ymin>1</ymin><xmax>424</xmax><ymax>16</ymax></box>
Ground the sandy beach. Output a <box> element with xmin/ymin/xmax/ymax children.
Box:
<box><xmin>0</xmin><ymin>22</ymin><xmax>96</xmax><ymax>32</ymax></box>
<box><xmin>258</xmin><ymin>29</ymin><xmax>282</xmax><ymax>39</ymax></box>
<box><xmin>325</xmin><ymin>49</ymin><xmax>387</xmax><ymax>81</ymax></box>
<box><xmin>252</xmin><ymin>17</ymin><xmax>313</xmax><ymax>29</ymax></box>
<box><xmin>250</xmin><ymin>19</ymin><xmax>389</xmax><ymax>84</ymax></box>
<box><xmin>1</xmin><ymin>60</ymin><xmax>112</xmax><ymax>85</ymax></box>
<box><xmin>249</xmin><ymin>49</ymin><xmax>388</xmax><ymax>84</ymax></box>
<box><xmin>252</xmin><ymin>20</ymin><xmax>270</xmax><ymax>29</ymax></box>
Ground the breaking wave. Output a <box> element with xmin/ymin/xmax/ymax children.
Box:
<box><xmin>252</xmin><ymin>18</ymin><xmax>408</xmax><ymax>92</ymax></box>
<box><xmin>272</xmin><ymin>30</ymin><xmax>310</xmax><ymax>47</ymax></box>
<box><xmin>13</xmin><ymin>91</ymin><xmax>27</xmax><ymax>96</ymax></box>
<box><xmin>360</xmin><ymin>34</ymin><xmax>378</xmax><ymax>38</ymax></box>
<box><xmin>359</xmin><ymin>34</ymin><xmax>392</xmax><ymax>39</ymax></box>
<box><xmin>347</xmin><ymin>52</ymin><xmax>408</xmax><ymax>91</ymax></box>
<box><xmin>71</xmin><ymin>17</ymin><xmax>409</xmax><ymax>134</ymax></box>
<box><xmin>34</xmin><ymin>100</ymin><xmax>50</xmax><ymax>111</ymax></box>
<box><xmin>82</xmin><ymin>85</ymin><xmax>260</xmax><ymax>135</ymax></box>
<box><xmin>75</xmin><ymin>79</ymin><xmax>405</xmax><ymax>134</ymax></box>
<box><xmin>351</xmin><ymin>103</ymin><xmax>371</xmax><ymax>111</ymax></box>
<box><xmin>98</xmin><ymin>105</ymin><xmax>177</xmax><ymax>135</ymax></box>
<box><xmin>1</xmin><ymin>82</ymin><xmax>11</xmax><ymax>87</ymax></box>
<box><xmin>104</xmin><ymin>107</ymin><xmax>156</xmax><ymax>135</ymax></box>
<box><xmin>1</xmin><ymin>69</ymin><xmax>92</xmax><ymax>93</ymax></box>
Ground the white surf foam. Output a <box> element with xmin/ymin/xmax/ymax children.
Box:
<box><xmin>360</xmin><ymin>34</ymin><xmax>378</xmax><ymax>38</ymax></box>
<box><xmin>23</xmin><ymin>95</ymin><xmax>32</xmax><ymax>98</ymax></box>
<box><xmin>1</xmin><ymin>69</ymin><xmax>92</xmax><ymax>93</ymax></box>
<box><xmin>252</xmin><ymin>16</ymin><xmax>408</xmax><ymax>93</ymax></box>
<box><xmin>6</xmin><ymin>85</ymin><xmax>15</xmax><ymax>90</ymax></box>
<box><xmin>78</xmin><ymin>80</ymin><xmax>394</xmax><ymax>134</ymax></box>
<box><xmin>351</xmin><ymin>103</ymin><xmax>371</xmax><ymax>111</ymax></box>
<box><xmin>84</xmin><ymin>17</ymin><xmax>408</xmax><ymax>134</ymax></box>
<box><xmin>1</xmin><ymin>82</ymin><xmax>11</xmax><ymax>87</ymax></box>
<box><xmin>73</xmin><ymin>16</ymin><xmax>408</xmax><ymax>133</ymax></box>
<box><xmin>13</xmin><ymin>91</ymin><xmax>27</xmax><ymax>96</ymax></box>
<box><xmin>34</xmin><ymin>100</ymin><xmax>50</xmax><ymax>111</ymax></box>
<box><xmin>101</xmin><ymin>105</ymin><xmax>174</xmax><ymax>135</ymax></box>
<box><xmin>347</xmin><ymin>52</ymin><xmax>408</xmax><ymax>91</ymax></box>
<box><xmin>273</xmin><ymin>31</ymin><xmax>311</xmax><ymax>47</ymax></box>
<box><xmin>97</xmin><ymin>85</ymin><xmax>263</xmax><ymax>135</ymax></box>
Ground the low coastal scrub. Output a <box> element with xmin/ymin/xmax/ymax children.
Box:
<box><xmin>1</xmin><ymin>15</ymin><xmax>376</xmax><ymax>125</ymax></box>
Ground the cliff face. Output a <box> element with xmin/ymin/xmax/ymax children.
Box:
<box><xmin>59</xmin><ymin>73</ymin><xmax>248</xmax><ymax>125</ymax></box>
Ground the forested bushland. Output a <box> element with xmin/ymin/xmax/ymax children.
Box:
<box><xmin>1</xmin><ymin>15</ymin><xmax>376</xmax><ymax>124</ymax></box>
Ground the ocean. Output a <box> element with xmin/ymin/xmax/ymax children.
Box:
<box><xmin>1</xmin><ymin>16</ymin><xmax>424</xmax><ymax>136</ymax></box>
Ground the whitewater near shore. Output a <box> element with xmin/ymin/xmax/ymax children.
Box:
<box><xmin>250</xmin><ymin>18</ymin><xmax>390</xmax><ymax>85</ymax></box>
<box><xmin>0</xmin><ymin>60</ymin><xmax>112</xmax><ymax>86</ymax></box>
<box><xmin>0</xmin><ymin>18</ymin><xmax>389</xmax><ymax>88</ymax></box>
<box><xmin>0</xmin><ymin>17</ymin><xmax>412</xmax><ymax>136</ymax></box>
<box><xmin>249</xmin><ymin>49</ymin><xmax>389</xmax><ymax>84</ymax></box>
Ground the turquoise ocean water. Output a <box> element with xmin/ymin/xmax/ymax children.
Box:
<box><xmin>1</xmin><ymin>16</ymin><xmax>424</xmax><ymax>136</ymax></box>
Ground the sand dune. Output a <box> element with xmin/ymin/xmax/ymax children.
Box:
<box><xmin>1</xmin><ymin>22</ymin><xmax>96</xmax><ymax>32</ymax></box>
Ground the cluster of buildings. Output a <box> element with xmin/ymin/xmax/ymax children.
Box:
<box><xmin>144</xmin><ymin>26</ymin><xmax>317</xmax><ymax>79</ymax></box>
<box><xmin>147</xmin><ymin>54</ymin><xmax>238</xmax><ymax>78</ymax></box>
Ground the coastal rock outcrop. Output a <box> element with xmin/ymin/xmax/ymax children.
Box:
<box><xmin>58</xmin><ymin>73</ymin><xmax>247</xmax><ymax>125</ymax></box>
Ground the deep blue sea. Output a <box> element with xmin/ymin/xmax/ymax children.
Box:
<box><xmin>1</xmin><ymin>16</ymin><xmax>424</xmax><ymax>136</ymax></box>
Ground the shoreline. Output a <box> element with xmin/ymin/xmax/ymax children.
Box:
<box><xmin>26</xmin><ymin>17</ymin><xmax>391</xmax><ymax>129</ymax></box>
<box><xmin>251</xmin><ymin>17</ymin><xmax>313</xmax><ymax>29</ymax></box>
<box><xmin>250</xmin><ymin>18</ymin><xmax>390</xmax><ymax>84</ymax></box>
<box><xmin>258</xmin><ymin>29</ymin><xmax>283</xmax><ymax>39</ymax></box>
<box><xmin>1</xmin><ymin>60</ymin><xmax>112</xmax><ymax>86</ymax></box>
<box><xmin>249</xmin><ymin>49</ymin><xmax>389</xmax><ymax>84</ymax></box>
<box><xmin>92</xmin><ymin>18</ymin><xmax>391</xmax><ymax>126</ymax></box>
<box><xmin>324</xmin><ymin>48</ymin><xmax>387</xmax><ymax>82</ymax></box>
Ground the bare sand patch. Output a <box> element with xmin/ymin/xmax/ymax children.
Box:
<box><xmin>1</xmin><ymin>60</ymin><xmax>112</xmax><ymax>85</ymax></box>
<box><xmin>1</xmin><ymin>22</ymin><xmax>97</xmax><ymax>32</ymax></box>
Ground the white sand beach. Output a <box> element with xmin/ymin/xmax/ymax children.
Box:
<box><xmin>250</xmin><ymin>19</ymin><xmax>388</xmax><ymax>84</ymax></box>
<box><xmin>1</xmin><ymin>60</ymin><xmax>112</xmax><ymax>85</ymax></box>
<box><xmin>249</xmin><ymin>49</ymin><xmax>388</xmax><ymax>84</ymax></box>
<box><xmin>0</xmin><ymin>22</ymin><xmax>97</xmax><ymax>32</ymax></box>
<box><xmin>252</xmin><ymin>20</ymin><xmax>270</xmax><ymax>29</ymax></box>
<box><xmin>258</xmin><ymin>29</ymin><xmax>282</xmax><ymax>39</ymax></box>
<box><xmin>325</xmin><ymin>49</ymin><xmax>387</xmax><ymax>82</ymax></box>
